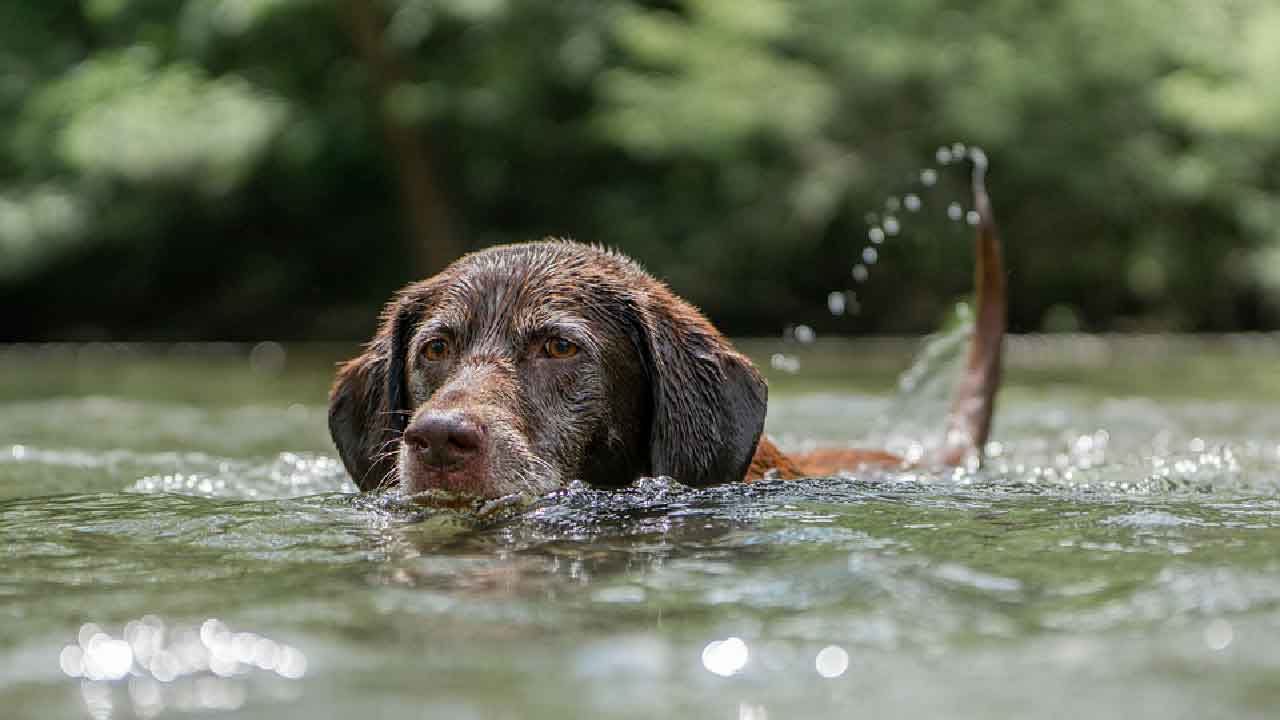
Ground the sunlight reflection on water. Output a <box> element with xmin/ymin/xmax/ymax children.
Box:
<box><xmin>814</xmin><ymin>645</ymin><xmax>850</xmax><ymax>678</ymax></box>
<box><xmin>129</xmin><ymin>452</ymin><xmax>354</xmax><ymax>498</ymax></box>
<box><xmin>0</xmin><ymin>446</ymin><xmax>355</xmax><ymax>498</ymax></box>
<box><xmin>59</xmin><ymin>616</ymin><xmax>306</xmax><ymax>718</ymax></box>
<box><xmin>701</xmin><ymin>637</ymin><xmax>749</xmax><ymax>677</ymax></box>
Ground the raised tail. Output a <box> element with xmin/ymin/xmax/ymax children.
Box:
<box><xmin>934</xmin><ymin>150</ymin><xmax>1006</xmax><ymax>467</ymax></box>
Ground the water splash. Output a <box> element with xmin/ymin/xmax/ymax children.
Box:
<box><xmin>856</xmin><ymin>303</ymin><xmax>975</xmax><ymax>461</ymax></box>
<box><xmin>807</xmin><ymin>143</ymin><xmax>987</xmax><ymax>330</ymax></box>
<box><xmin>0</xmin><ymin>445</ymin><xmax>354</xmax><ymax>499</ymax></box>
<box><xmin>129</xmin><ymin>452</ymin><xmax>353</xmax><ymax>498</ymax></box>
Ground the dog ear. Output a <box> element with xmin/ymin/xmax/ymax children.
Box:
<box><xmin>328</xmin><ymin>299</ymin><xmax>419</xmax><ymax>491</ymax></box>
<box><xmin>635</xmin><ymin>289</ymin><xmax>768</xmax><ymax>487</ymax></box>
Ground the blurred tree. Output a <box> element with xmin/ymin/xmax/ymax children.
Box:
<box><xmin>341</xmin><ymin>0</ymin><xmax>458</xmax><ymax>273</ymax></box>
<box><xmin>1</xmin><ymin>0</ymin><xmax>1277</xmax><ymax>340</ymax></box>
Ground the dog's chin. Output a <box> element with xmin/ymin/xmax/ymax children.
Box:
<box><xmin>400</xmin><ymin>463</ymin><xmax>492</xmax><ymax>499</ymax></box>
<box><xmin>399</xmin><ymin>456</ymin><xmax>498</xmax><ymax>500</ymax></box>
<box><xmin>398</xmin><ymin>446</ymin><xmax>562</xmax><ymax>501</ymax></box>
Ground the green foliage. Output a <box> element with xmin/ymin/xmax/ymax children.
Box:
<box><xmin>599</xmin><ymin>0</ymin><xmax>834</xmax><ymax>155</ymax></box>
<box><xmin>1</xmin><ymin>0</ymin><xmax>1278</xmax><ymax>339</ymax></box>
<box><xmin>19</xmin><ymin>48</ymin><xmax>286</xmax><ymax>192</ymax></box>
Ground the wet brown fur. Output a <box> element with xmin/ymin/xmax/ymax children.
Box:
<box><xmin>329</xmin><ymin>166</ymin><xmax>1005</xmax><ymax>498</ymax></box>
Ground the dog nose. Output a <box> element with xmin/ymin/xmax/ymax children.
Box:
<box><xmin>403</xmin><ymin>412</ymin><xmax>485</xmax><ymax>469</ymax></box>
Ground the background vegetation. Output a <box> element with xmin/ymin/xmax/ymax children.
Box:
<box><xmin>3</xmin><ymin>0</ymin><xmax>1279</xmax><ymax>341</ymax></box>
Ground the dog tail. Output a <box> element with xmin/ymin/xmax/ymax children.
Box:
<box><xmin>934</xmin><ymin>150</ymin><xmax>1006</xmax><ymax>467</ymax></box>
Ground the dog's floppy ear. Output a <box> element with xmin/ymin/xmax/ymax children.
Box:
<box><xmin>634</xmin><ymin>288</ymin><xmax>768</xmax><ymax>487</ymax></box>
<box><xmin>328</xmin><ymin>299</ymin><xmax>419</xmax><ymax>491</ymax></box>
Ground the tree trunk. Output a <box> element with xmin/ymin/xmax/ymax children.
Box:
<box><xmin>341</xmin><ymin>0</ymin><xmax>460</xmax><ymax>277</ymax></box>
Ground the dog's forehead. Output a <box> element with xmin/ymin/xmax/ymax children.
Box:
<box><xmin>425</xmin><ymin>241</ymin><xmax>643</xmax><ymax>334</ymax></box>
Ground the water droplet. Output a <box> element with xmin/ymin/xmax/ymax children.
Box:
<box><xmin>966</xmin><ymin>210</ymin><xmax>980</xmax><ymax>226</ymax></box>
<box><xmin>883</xmin><ymin>216</ymin><xmax>900</xmax><ymax>236</ymax></box>
<box><xmin>769</xmin><ymin>353</ymin><xmax>801</xmax><ymax>374</ymax></box>
<box><xmin>815</xmin><ymin>645</ymin><xmax>850</xmax><ymax>678</ymax></box>
<box><xmin>60</xmin><ymin>645</ymin><xmax>85</xmax><ymax>678</ymax></box>
<box><xmin>947</xmin><ymin>202</ymin><xmax>963</xmax><ymax>221</ymax></box>
<box><xmin>951</xmin><ymin>142</ymin><xmax>967</xmax><ymax>158</ymax></box>
<box><xmin>84</xmin><ymin>635</ymin><xmax>134</xmax><ymax>681</ymax></box>
<box><xmin>920</xmin><ymin>169</ymin><xmax>938</xmax><ymax>186</ymax></box>
<box><xmin>701</xmin><ymin>637</ymin><xmax>749</xmax><ymax>677</ymax></box>
<box><xmin>936</xmin><ymin>147</ymin><xmax>953</xmax><ymax>165</ymax></box>
<box><xmin>793</xmin><ymin>325</ymin><xmax>816</xmax><ymax>344</ymax></box>
<box><xmin>904</xmin><ymin>194</ymin><xmax>921</xmax><ymax>212</ymax></box>
<box><xmin>885</xmin><ymin>196</ymin><xmax>901</xmax><ymax>212</ymax></box>
<box><xmin>862</xmin><ymin>247</ymin><xmax>879</xmax><ymax>264</ymax></box>
<box><xmin>827</xmin><ymin>291</ymin><xmax>846</xmax><ymax>316</ymax></box>
<box><xmin>78</xmin><ymin>623</ymin><xmax>104</xmax><ymax>649</ymax></box>
<box><xmin>852</xmin><ymin>264</ymin><xmax>869</xmax><ymax>282</ymax></box>
<box><xmin>868</xmin><ymin>227</ymin><xmax>885</xmax><ymax>244</ymax></box>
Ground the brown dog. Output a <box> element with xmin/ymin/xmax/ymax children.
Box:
<box><xmin>329</xmin><ymin>164</ymin><xmax>1004</xmax><ymax>499</ymax></box>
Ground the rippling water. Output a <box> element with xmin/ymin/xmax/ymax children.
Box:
<box><xmin>3</xmin><ymin>339</ymin><xmax>1280</xmax><ymax>719</ymax></box>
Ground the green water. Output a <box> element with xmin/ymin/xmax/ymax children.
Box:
<box><xmin>3</xmin><ymin>338</ymin><xmax>1280</xmax><ymax>719</ymax></box>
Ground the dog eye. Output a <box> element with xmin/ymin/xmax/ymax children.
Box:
<box><xmin>422</xmin><ymin>338</ymin><xmax>450</xmax><ymax>361</ymax></box>
<box><xmin>543</xmin><ymin>338</ymin><xmax>579</xmax><ymax>359</ymax></box>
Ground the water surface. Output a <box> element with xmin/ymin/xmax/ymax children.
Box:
<box><xmin>3</xmin><ymin>338</ymin><xmax>1280</xmax><ymax>719</ymax></box>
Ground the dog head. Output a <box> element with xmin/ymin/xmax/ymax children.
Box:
<box><xmin>328</xmin><ymin>241</ymin><xmax>767</xmax><ymax>499</ymax></box>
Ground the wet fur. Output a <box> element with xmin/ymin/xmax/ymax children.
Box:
<box><xmin>330</xmin><ymin>243</ymin><xmax>767</xmax><ymax>497</ymax></box>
